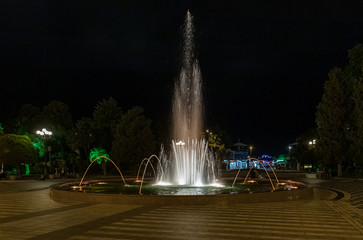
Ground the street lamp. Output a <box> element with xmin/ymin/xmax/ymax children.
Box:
<box><xmin>308</xmin><ymin>139</ymin><xmax>316</xmax><ymax>149</ymax></box>
<box><xmin>36</xmin><ymin>128</ymin><xmax>52</xmax><ymax>179</ymax></box>
<box><xmin>308</xmin><ymin>139</ymin><xmax>317</xmax><ymax>171</ymax></box>
<box><xmin>288</xmin><ymin>146</ymin><xmax>292</xmax><ymax>169</ymax></box>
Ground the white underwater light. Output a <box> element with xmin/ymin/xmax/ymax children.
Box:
<box><xmin>175</xmin><ymin>141</ymin><xmax>186</xmax><ymax>146</ymax></box>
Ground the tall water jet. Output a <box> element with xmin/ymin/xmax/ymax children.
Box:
<box><xmin>172</xmin><ymin>10</ymin><xmax>203</xmax><ymax>141</ymax></box>
<box><xmin>157</xmin><ymin>10</ymin><xmax>216</xmax><ymax>186</ymax></box>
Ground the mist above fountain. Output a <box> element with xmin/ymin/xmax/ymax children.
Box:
<box><xmin>156</xmin><ymin>11</ymin><xmax>217</xmax><ymax>186</ymax></box>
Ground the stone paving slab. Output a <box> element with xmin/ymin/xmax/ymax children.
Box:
<box><xmin>1</xmin><ymin>178</ymin><xmax>363</xmax><ymax>240</ymax></box>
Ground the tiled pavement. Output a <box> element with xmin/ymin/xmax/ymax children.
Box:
<box><xmin>311</xmin><ymin>179</ymin><xmax>363</xmax><ymax>210</ymax></box>
<box><xmin>0</xmin><ymin>178</ymin><xmax>363</xmax><ymax>240</ymax></box>
<box><xmin>0</xmin><ymin>180</ymin><xmax>61</xmax><ymax>193</ymax></box>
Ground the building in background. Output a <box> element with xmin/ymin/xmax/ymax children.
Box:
<box><xmin>223</xmin><ymin>141</ymin><xmax>249</xmax><ymax>170</ymax></box>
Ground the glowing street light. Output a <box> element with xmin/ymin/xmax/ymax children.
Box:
<box><xmin>36</xmin><ymin>128</ymin><xmax>52</xmax><ymax>136</ymax></box>
<box><xmin>36</xmin><ymin>128</ymin><xmax>52</xmax><ymax>179</ymax></box>
<box><xmin>308</xmin><ymin>139</ymin><xmax>316</xmax><ymax>148</ymax></box>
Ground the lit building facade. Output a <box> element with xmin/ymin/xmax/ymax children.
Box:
<box><xmin>223</xmin><ymin>141</ymin><xmax>276</xmax><ymax>170</ymax></box>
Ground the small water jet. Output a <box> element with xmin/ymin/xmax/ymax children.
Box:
<box><xmin>232</xmin><ymin>158</ymin><xmax>279</xmax><ymax>189</ymax></box>
<box><xmin>138</xmin><ymin>155</ymin><xmax>163</xmax><ymax>194</ymax></box>
<box><xmin>135</xmin><ymin>158</ymin><xmax>156</xmax><ymax>183</ymax></box>
<box><xmin>79</xmin><ymin>156</ymin><xmax>127</xmax><ymax>186</ymax></box>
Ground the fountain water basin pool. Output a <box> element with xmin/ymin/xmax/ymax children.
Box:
<box><xmin>50</xmin><ymin>178</ymin><xmax>311</xmax><ymax>205</ymax></box>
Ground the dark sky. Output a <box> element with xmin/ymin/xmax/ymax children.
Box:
<box><xmin>1</xmin><ymin>0</ymin><xmax>363</xmax><ymax>156</ymax></box>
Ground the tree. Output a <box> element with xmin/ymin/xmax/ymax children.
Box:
<box><xmin>202</xmin><ymin>129</ymin><xmax>227</xmax><ymax>178</ymax></box>
<box><xmin>67</xmin><ymin>117</ymin><xmax>95</xmax><ymax>173</ymax></box>
<box><xmin>39</xmin><ymin>100</ymin><xmax>73</xmax><ymax>161</ymax></box>
<box><xmin>89</xmin><ymin>147</ymin><xmax>110</xmax><ymax>175</ymax></box>
<box><xmin>347</xmin><ymin>78</ymin><xmax>363</xmax><ymax>171</ymax></box>
<box><xmin>89</xmin><ymin>147</ymin><xmax>109</xmax><ymax>164</ymax></box>
<box><xmin>316</xmin><ymin>44</ymin><xmax>363</xmax><ymax>176</ymax></box>
<box><xmin>68</xmin><ymin>118</ymin><xmax>95</xmax><ymax>158</ymax></box>
<box><xmin>15</xmin><ymin>104</ymin><xmax>41</xmax><ymax>135</ymax></box>
<box><xmin>202</xmin><ymin>129</ymin><xmax>226</xmax><ymax>158</ymax></box>
<box><xmin>316</xmin><ymin>68</ymin><xmax>347</xmax><ymax>176</ymax></box>
<box><xmin>345</xmin><ymin>44</ymin><xmax>363</xmax><ymax>173</ymax></box>
<box><xmin>92</xmin><ymin>97</ymin><xmax>122</xmax><ymax>152</ymax></box>
<box><xmin>346</xmin><ymin>44</ymin><xmax>363</xmax><ymax>80</ymax></box>
<box><xmin>0</xmin><ymin>134</ymin><xmax>37</xmax><ymax>175</ymax></box>
<box><xmin>39</xmin><ymin>100</ymin><xmax>73</xmax><ymax>137</ymax></box>
<box><xmin>112</xmin><ymin>106</ymin><xmax>156</xmax><ymax>171</ymax></box>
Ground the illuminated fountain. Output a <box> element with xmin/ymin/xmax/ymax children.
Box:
<box><xmin>51</xmin><ymin>11</ymin><xmax>310</xmax><ymax>203</ymax></box>
<box><xmin>155</xmin><ymin>10</ymin><xmax>217</xmax><ymax>187</ymax></box>
<box><xmin>232</xmin><ymin>158</ymin><xmax>279</xmax><ymax>190</ymax></box>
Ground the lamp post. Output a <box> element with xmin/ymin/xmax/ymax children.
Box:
<box><xmin>36</xmin><ymin>128</ymin><xmax>52</xmax><ymax>179</ymax></box>
<box><xmin>288</xmin><ymin>146</ymin><xmax>292</xmax><ymax>169</ymax></box>
<box><xmin>308</xmin><ymin>139</ymin><xmax>316</xmax><ymax>172</ymax></box>
<box><xmin>308</xmin><ymin>139</ymin><xmax>316</xmax><ymax>149</ymax></box>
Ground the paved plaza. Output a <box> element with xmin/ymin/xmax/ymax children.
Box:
<box><xmin>0</xmin><ymin>178</ymin><xmax>363</xmax><ymax>240</ymax></box>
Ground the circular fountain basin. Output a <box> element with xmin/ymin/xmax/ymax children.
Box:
<box><xmin>50</xmin><ymin>179</ymin><xmax>312</xmax><ymax>205</ymax></box>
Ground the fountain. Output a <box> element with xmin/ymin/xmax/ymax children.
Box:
<box><xmin>155</xmin><ymin>10</ymin><xmax>216</xmax><ymax>187</ymax></box>
<box><xmin>50</xmin><ymin>11</ymin><xmax>311</xmax><ymax>204</ymax></box>
<box><xmin>232</xmin><ymin>158</ymin><xmax>279</xmax><ymax>190</ymax></box>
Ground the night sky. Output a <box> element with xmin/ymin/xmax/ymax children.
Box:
<box><xmin>1</xmin><ymin>0</ymin><xmax>363</xmax><ymax>156</ymax></box>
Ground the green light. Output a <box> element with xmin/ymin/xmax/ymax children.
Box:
<box><xmin>25</xmin><ymin>163</ymin><xmax>30</xmax><ymax>175</ymax></box>
<box><xmin>9</xmin><ymin>168</ymin><xmax>17</xmax><ymax>175</ymax></box>
<box><xmin>277</xmin><ymin>154</ymin><xmax>287</xmax><ymax>162</ymax></box>
<box><xmin>89</xmin><ymin>148</ymin><xmax>109</xmax><ymax>164</ymax></box>
<box><xmin>32</xmin><ymin>139</ymin><xmax>45</xmax><ymax>157</ymax></box>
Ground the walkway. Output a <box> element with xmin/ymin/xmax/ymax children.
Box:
<box><xmin>0</xmin><ymin>178</ymin><xmax>363</xmax><ymax>240</ymax></box>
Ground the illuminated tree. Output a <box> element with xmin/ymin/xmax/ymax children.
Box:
<box><xmin>32</xmin><ymin>138</ymin><xmax>45</xmax><ymax>158</ymax></box>
<box><xmin>0</xmin><ymin>134</ymin><xmax>37</xmax><ymax>175</ymax></box>
<box><xmin>203</xmin><ymin>130</ymin><xmax>225</xmax><ymax>152</ymax></box>
<box><xmin>202</xmin><ymin>129</ymin><xmax>225</xmax><ymax>161</ymax></box>
<box><xmin>89</xmin><ymin>147</ymin><xmax>109</xmax><ymax>164</ymax></box>
<box><xmin>202</xmin><ymin>128</ymin><xmax>229</xmax><ymax>175</ymax></box>
<box><xmin>89</xmin><ymin>148</ymin><xmax>110</xmax><ymax>176</ymax></box>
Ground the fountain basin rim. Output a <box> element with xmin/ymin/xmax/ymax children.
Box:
<box><xmin>50</xmin><ymin>186</ymin><xmax>313</xmax><ymax>205</ymax></box>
